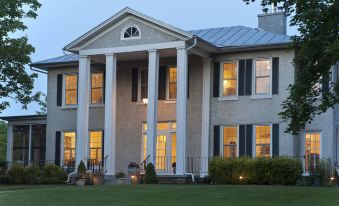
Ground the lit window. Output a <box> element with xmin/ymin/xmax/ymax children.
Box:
<box><xmin>255</xmin><ymin>125</ymin><xmax>271</xmax><ymax>157</ymax></box>
<box><xmin>65</xmin><ymin>74</ymin><xmax>77</xmax><ymax>105</ymax></box>
<box><xmin>89</xmin><ymin>131</ymin><xmax>102</xmax><ymax>162</ymax></box>
<box><xmin>222</xmin><ymin>63</ymin><xmax>237</xmax><ymax>96</ymax></box>
<box><xmin>91</xmin><ymin>73</ymin><xmax>104</xmax><ymax>104</ymax></box>
<box><xmin>64</xmin><ymin>132</ymin><xmax>76</xmax><ymax>165</ymax></box>
<box><xmin>140</xmin><ymin>69</ymin><xmax>148</xmax><ymax>100</ymax></box>
<box><xmin>304</xmin><ymin>132</ymin><xmax>320</xmax><ymax>174</ymax></box>
<box><xmin>223</xmin><ymin>126</ymin><xmax>238</xmax><ymax>158</ymax></box>
<box><xmin>123</xmin><ymin>26</ymin><xmax>140</xmax><ymax>39</ymax></box>
<box><xmin>255</xmin><ymin>60</ymin><xmax>271</xmax><ymax>94</ymax></box>
<box><xmin>168</xmin><ymin>67</ymin><xmax>177</xmax><ymax>100</ymax></box>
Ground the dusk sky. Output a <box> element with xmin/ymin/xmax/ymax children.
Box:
<box><xmin>1</xmin><ymin>0</ymin><xmax>298</xmax><ymax>116</ymax></box>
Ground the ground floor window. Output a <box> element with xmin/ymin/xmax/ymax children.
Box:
<box><xmin>31</xmin><ymin>124</ymin><xmax>46</xmax><ymax>162</ymax></box>
<box><xmin>222</xmin><ymin>126</ymin><xmax>238</xmax><ymax>158</ymax></box>
<box><xmin>63</xmin><ymin>132</ymin><xmax>76</xmax><ymax>165</ymax></box>
<box><xmin>255</xmin><ymin>125</ymin><xmax>271</xmax><ymax>157</ymax></box>
<box><xmin>142</xmin><ymin>122</ymin><xmax>176</xmax><ymax>172</ymax></box>
<box><xmin>304</xmin><ymin>132</ymin><xmax>321</xmax><ymax>174</ymax></box>
<box><xmin>89</xmin><ymin>131</ymin><xmax>103</xmax><ymax>163</ymax></box>
<box><xmin>12</xmin><ymin>125</ymin><xmax>29</xmax><ymax>162</ymax></box>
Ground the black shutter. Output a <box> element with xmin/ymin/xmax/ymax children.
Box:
<box><xmin>57</xmin><ymin>74</ymin><xmax>63</xmax><ymax>106</ymax></box>
<box><xmin>102</xmin><ymin>130</ymin><xmax>105</xmax><ymax>162</ymax></box>
<box><xmin>213</xmin><ymin>62</ymin><xmax>220</xmax><ymax>98</ymax></box>
<box><xmin>213</xmin><ymin>125</ymin><xmax>220</xmax><ymax>157</ymax></box>
<box><xmin>158</xmin><ymin>66</ymin><xmax>167</xmax><ymax>100</ymax></box>
<box><xmin>245</xmin><ymin>59</ymin><xmax>253</xmax><ymax>96</ymax></box>
<box><xmin>55</xmin><ymin>131</ymin><xmax>61</xmax><ymax>166</ymax></box>
<box><xmin>245</xmin><ymin>124</ymin><xmax>253</xmax><ymax>157</ymax></box>
<box><xmin>238</xmin><ymin>60</ymin><xmax>245</xmax><ymax>96</ymax></box>
<box><xmin>239</xmin><ymin>125</ymin><xmax>246</xmax><ymax>157</ymax></box>
<box><xmin>131</xmin><ymin>68</ymin><xmax>138</xmax><ymax>102</ymax></box>
<box><xmin>272</xmin><ymin>57</ymin><xmax>279</xmax><ymax>94</ymax></box>
<box><xmin>272</xmin><ymin>124</ymin><xmax>279</xmax><ymax>157</ymax></box>
<box><xmin>103</xmin><ymin>71</ymin><xmax>106</xmax><ymax>103</ymax></box>
<box><xmin>187</xmin><ymin>65</ymin><xmax>190</xmax><ymax>99</ymax></box>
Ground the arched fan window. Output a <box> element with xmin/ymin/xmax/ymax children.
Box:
<box><xmin>122</xmin><ymin>26</ymin><xmax>140</xmax><ymax>39</ymax></box>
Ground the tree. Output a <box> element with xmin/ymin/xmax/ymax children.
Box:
<box><xmin>36</xmin><ymin>93</ymin><xmax>47</xmax><ymax>115</ymax></box>
<box><xmin>243</xmin><ymin>0</ymin><xmax>339</xmax><ymax>134</ymax></box>
<box><xmin>0</xmin><ymin>0</ymin><xmax>42</xmax><ymax>112</ymax></box>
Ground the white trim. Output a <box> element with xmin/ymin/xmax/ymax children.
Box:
<box><xmin>121</xmin><ymin>24</ymin><xmax>141</xmax><ymax>40</ymax></box>
<box><xmin>252</xmin><ymin>124</ymin><xmax>273</xmax><ymax>157</ymax></box>
<box><xmin>79</xmin><ymin>41</ymin><xmax>186</xmax><ymax>56</ymax></box>
<box><xmin>251</xmin><ymin>58</ymin><xmax>273</xmax><ymax>99</ymax></box>
<box><xmin>219</xmin><ymin>61</ymin><xmax>239</xmax><ymax>100</ymax></box>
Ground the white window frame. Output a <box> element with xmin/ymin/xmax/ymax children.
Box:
<box><xmin>220</xmin><ymin>125</ymin><xmax>239</xmax><ymax>158</ymax></box>
<box><xmin>88</xmin><ymin>130</ymin><xmax>103</xmax><ymax>161</ymax></box>
<box><xmin>61</xmin><ymin>130</ymin><xmax>76</xmax><ymax>167</ymax></box>
<box><xmin>62</xmin><ymin>73</ymin><xmax>78</xmax><ymax>109</ymax></box>
<box><xmin>251</xmin><ymin>58</ymin><xmax>273</xmax><ymax>100</ymax></box>
<box><xmin>90</xmin><ymin>72</ymin><xmax>104</xmax><ymax>107</ymax></box>
<box><xmin>166</xmin><ymin>65</ymin><xmax>177</xmax><ymax>102</ymax></box>
<box><xmin>121</xmin><ymin>25</ymin><xmax>141</xmax><ymax>40</ymax></box>
<box><xmin>137</xmin><ymin>67</ymin><xmax>148</xmax><ymax>102</ymax></box>
<box><xmin>252</xmin><ymin>124</ymin><xmax>273</xmax><ymax>157</ymax></box>
<box><xmin>301</xmin><ymin>130</ymin><xmax>322</xmax><ymax>176</ymax></box>
<box><xmin>219</xmin><ymin>61</ymin><xmax>239</xmax><ymax>101</ymax></box>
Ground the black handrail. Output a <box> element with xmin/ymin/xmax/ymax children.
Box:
<box><xmin>140</xmin><ymin>155</ymin><xmax>150</xmax><ymax>172</ymax></box>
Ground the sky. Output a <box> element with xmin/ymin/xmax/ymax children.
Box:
<box><xmin>1</xmin><ymin>0</ymin><xmax>298</xmax><ymax>116</ymax></box>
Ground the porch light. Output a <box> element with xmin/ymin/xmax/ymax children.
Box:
<box><xmin>142</xmin><ymin>98</ymin><xmax>148</xmax><ymax>105</ymax></box>
<box><xmin>330</xmin><ymin>177</ymin><xmax>335</xmax><ymax>181</ymax></box>
<box><xmin>239</xmin><ymin>176</ymin><xmax>243</xmax><ymax>180</ymax></box>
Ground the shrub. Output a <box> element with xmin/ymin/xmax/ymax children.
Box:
<box><xmin>209</xmin><ymin>157</ymin><xmax>302</xmax><ymax>185</ymax></box>
<box><xmin>7</xmin><ymin>165</ymin><xmax>26</xmax><ymax>184</ymax></box>
<box><xmin>116</xmin><ymin>172</ymin><xmax>125</xmax><ymax>178</ymax></box>
<box><xmin>144</xmin><ymin>163</ymin><xmax>157</xmax><ymax>184</ymax></box>
<box><xmin>25</xmin><ymin>166</ymin><xmax>41</xmax><ymax>184</ymax></box>
<box><xmin>41</xmin><ymin>164</ymin><xmax>67</xmax><ymax>184</ymax></box>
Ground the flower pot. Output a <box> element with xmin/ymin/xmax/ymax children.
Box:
<box><xmin>116</xmin><ymin>178</ymin><xmax>128</xmax><ymax>184</ymax></box>
<box><xmin>92</xmin><ymin>174</ymin><xmax>104</xmax><ymax>185</ymax></box>
<box><xmin>76</xmin><ymin>178</ymin><xmax>86</xmax><ymax>186</ymax></box>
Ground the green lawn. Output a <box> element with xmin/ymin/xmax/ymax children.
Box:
<box><xmin>0</xmin><ymin>184</ymin><xmax>338</xmax><ymax>206</ymax></box>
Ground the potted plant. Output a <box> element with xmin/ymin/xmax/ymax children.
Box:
<box><xmin>92</xmin><ymin>171</ymin><xmax>104</xmax><ymax>185</ymax></box>
<box><xmin>116</xmin><ymin>172</ymin><xmax>127</xmax><ymax>184</ymax></box>
<box><xmin>76</xmin><ymin>160</ymin><xmax>87</xmax><ymax>186</ymax></box>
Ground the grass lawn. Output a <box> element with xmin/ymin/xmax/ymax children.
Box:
<box><xmin>0</xmin><ymin>184</ymin><xmax>338</xmax><ymax>206</ymax></box>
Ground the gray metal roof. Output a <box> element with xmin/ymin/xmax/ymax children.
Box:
<box><xmin>189</xmin><ymin>26</ymin><xmax>290</xmax><ymax>48</ymax></box>
<box><xmin>31</xmin><ymin>26</ymin><xmax>290</xmax><ymax>68</ymax></box>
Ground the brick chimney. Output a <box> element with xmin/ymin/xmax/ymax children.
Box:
<box><xmin>257</xmin><ymin>3</ymin><xmax>287</xmax><ymax>35</ymax></box>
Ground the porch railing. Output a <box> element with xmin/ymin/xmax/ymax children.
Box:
<box><xmin>86</xmin><ymin>159</ymin><xmax>104</xmax><ymax>173</ymax></box>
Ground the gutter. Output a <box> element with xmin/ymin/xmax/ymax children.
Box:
<box><xmin>186</xmin><ymin>36</ymin><xmax>197</xmax><ymax>52</ymax></box>
<box><xmin>30</xmin><ymin>66</ymin><xmax>48</xmax><ymax>74</ymax></box>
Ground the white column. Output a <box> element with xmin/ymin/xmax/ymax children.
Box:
<box><xmin>6</xmin><ymin>125</ymin><xmax>13</xmax><ymax>162</ymax></box>
<box><xmin>76</xmin><ymin>55</ymin><xmax>91</xmax><ymax>168</ymax></box>
<box><xmin>28</xmin><ymin>124</ymin><xmax>32</xmax><ymax>163</ymax></box>
<box><xmin>104</xmin><ymin>53</ymin><xmax>117</xmax><ymax>176</ymax></box>
<box><xmin>176</xmin><ymin>47</ymin><xmax>188</xmax><ymax>175</ymax></box>
<box><xmin>146</xmin><ymin>49</ymin><xmax>159</xmax><ymax>165</ymax></box>
<box><xmin>200</xmin><ymin>58</ymin><xmax>211</xmax><ymax>177</ymax></box>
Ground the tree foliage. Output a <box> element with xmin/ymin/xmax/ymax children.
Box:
<box><xmin>0</xmin><ymin>0</ymin><xmax>42</xmax><ymax>112</ymax></box>
<box><xmin>36</xmin><ymin>93</ymin><xmax>47</xmax><ymax>115</ymax></box>
<box><xmin>244</xmin><ymin>0</ymin><xmax>339</xmax><ymax>134</ymax></box>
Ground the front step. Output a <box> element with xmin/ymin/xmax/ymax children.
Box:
<box><xmin>156</xmin><ymin>175</ymin><xmax>195</xmax><ymax>184</ymax></box>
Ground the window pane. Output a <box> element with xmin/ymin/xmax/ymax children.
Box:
<box><xmin>31</xmin><ymin>124</ymin><xmax>46</xmax><ymax>162</ymax></box>
<box><xmin>304</xmin><ymin>133</ymin><xmax>321</xmax><ymax>174</ymax></box>
<box><xmin>91</xmin><ymin>73</ymin><xmax>103</xmax><ymax>104</ymax></box>
<box><xmin>255</xmin><ymin>125</ymin><xmax>271</xmax><ymax>157</ymax></box>
<box><xmin>64</xmin><ymin>132</ymin><xmax>76</xmax><ymax>164</ymax></box>
<box><xmin>12</xmin><ymin>125</ymin><xmax>30</xmax><ymax>162</ymax></box>
<box><xmin>223</xmin><ymin>63</ymin><xmax>237</xmax><ymax>96</ymax></box>
<box><xmin>89</xmin><ymin>131</ymin><xmax>102</xmax><ymax>162</ymax></box>
<box><xmin>168</xmin><ymin>67</ymin><xmax>177</xmax><ymax>99</ymax></box>
<box><xmin>223</xmin><ymin>127</ymin><xmax>237</xmax><ymax>158</ymax></box>
<box><xmin>65</xmin><ymin>74</ymin><xmax>77</xmax><ymax>105</ymax></box>
<box><xmin>255</xmin><ymin>60</ymin><xmax>271</xmax><ymax>94</ymax></box>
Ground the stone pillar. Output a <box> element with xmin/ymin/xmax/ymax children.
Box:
<box><xmin>104</xmin><ymin>53</ymin><xmax>117</xmax><ymax>176</ymax></box>
<box><xmin>146</xmin><ymin>49</ymin><xmax>159</xmax><ymax>165</ymax></box>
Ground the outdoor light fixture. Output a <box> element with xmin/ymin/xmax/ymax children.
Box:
<box><xmin>239</xmin><ymin>176</ymin><xmax>243</xmax><ymax>180</ymax></box>
<box><xmin>142</xmin><ymin>98</ymin><xmax>148</xmax><ymax>106</ymax></box>
<box><xmin>131</xmin><ymin>175</ymin><xmax>136</xmax><ymax>179</ymax></box>
<box><xmin>330</xmin><ymin>177</ymin><xmax>335</xmax><ymax>181</ymax></box>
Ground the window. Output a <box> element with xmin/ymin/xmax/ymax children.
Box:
<box><xmin>89</xmin><ymin>131</ymin><xmax>102</xmax><ymax>162</ymax></box>
<box><xmin>31</xmin><ymin>124</ymin><xmax>46</xmax><ymax>162</ymax></box>
<box><xmin>222</xmin><ymin>62</ymin><xmax>237</xmax><ymax>97</ymax></box>
<box><xmin>304</xmin><ymin>132</ymin><xmax>321</xmax><ymax>174</ymax></box>
<box><xmin>63</xmin><ymin>132</ymin><xmax>75</xmax><ymax>165</ymax></box>
<box><xmin>222</xmin><ymin>126</ymin><xmax>238</xmax><ymax>158</ymax></box>
<box><xmin>254</xmin><ymin>59</ymin><xmax>271</xmax><ymax>94</ymax></box>
<box><xmin>168</xmin><ymin>67</ymin><xmax>177</xmax><ymax>100</ymax></box>
<box><xmin>122</xmin><ymin>26</ymin><xmax>140</xmax><ymax>39</ymax></box>
<box><xmin>140</xmin><ymin>69</ymin><xmax>148</xmax><ymax>100</ymax></box>
<box><xmin>91</xmin><ymin>73</ymin><xmax>104</xmax><ymax>104</ymax></box>
<box><xmin>255</xmin><ymin>125</ymin><xmax>271</xmax><ymax>157</ymax></box>
<box><xmin>12</xmin><ymin>125</ymin><xmax>30</xmax><ymax>162</ymax></box>
<box><xmin>65</xmin><ymin>74</ymin><xmax>77</xmax><ymax>105</ymax></box>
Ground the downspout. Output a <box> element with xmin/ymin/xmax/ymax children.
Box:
<box><xmin>184</xmin><ymin>36</ymin><xmax>197</xmax><ymax>183</ymax></box>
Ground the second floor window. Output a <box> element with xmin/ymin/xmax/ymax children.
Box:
<box><xmin>91</xmin><ymin>73</ymin><xmax>104</xmax><ymax>104</ymax></box>
<box><xmin>168</xmin><ymin>67</ymin><xmax>177</xmax><ymax>100</ymax></box>
<box><xmin>65</xmin><ymin>74</ymin><xmax>77</xmax><ymax>105</ymax></box>
<box><xmin>255</xmin><ymin>59</ymin><xmax>271</xmax><ymax>94</ymax></box>
<box><xmin>222</xmin><ymin>62</ymin><xmax>237</xmax><ymax>96</ymax></box>
<box><xmin>140</xmin><ymin>69</ymin><xmax>148</xmax><ymax>100</ymax></box>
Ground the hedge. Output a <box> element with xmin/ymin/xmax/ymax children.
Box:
<box><xmin>6</xmin><ymin>164</ymin><xmax>67</xmax><ymax>184</ymax></box>
<box><xmin>209</xmin><ymin>157</ymin><xmax>303</xmax><ymax>185</ymax></box>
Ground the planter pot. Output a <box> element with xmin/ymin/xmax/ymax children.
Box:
<box><xmin>92</xmin><ymin>175</ymin><xmax>104</xmax><ymax>185</ymax></box>
<box><xmin>76</xmin><ymin>178</ymin><xmax>86</xmax><ymax>186</ymax></box>
<box><xmin>116</xmin><ymin>178</ymin><xmax>128</xmax><ymax>184</ymax></box>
